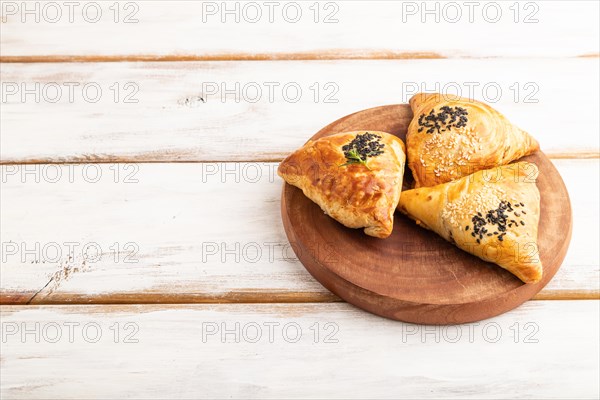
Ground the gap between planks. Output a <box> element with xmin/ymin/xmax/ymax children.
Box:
<box><xmin>1</xmin><ymin>152</ymin><xmax>599</xmax><ymax>165</ymax></box>
<box><xmin>1</xmin><ymin>291</ymin><xmax>598</xmax><ymax>306</ymax></box>
<box><xmin>0</xmin><ymin>51</ymin><xmax>443</xmax><ymax>63</ymax></box>
<box><xmin>1</xmin><ymin>52</ymin><xmax>598</xmax><ymax>63</ymax></box>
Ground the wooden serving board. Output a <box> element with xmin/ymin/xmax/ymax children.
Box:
<box><xmin>281</xmin><ymin>105</ymin><xmax>573</xmax><ymax>324</ymax></box>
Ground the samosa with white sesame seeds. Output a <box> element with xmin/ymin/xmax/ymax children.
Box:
<box><xmin>398</xmin><ymin>162</ymin><xmax>543</xmax><ymax>283</ymax></box>
<box><xmin>278</xmin><ymin>131</ymin><xmax>406</xmax><ymax>239</ymax></box>
<box><xmin>406</xmin><ymin>93</ymin><xmax>539</xmax><ymax>188</ymax></box>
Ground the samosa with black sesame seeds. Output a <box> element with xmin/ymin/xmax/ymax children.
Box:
<box><xmin>406</xmin><ymin>93</ymin><xmax>539</xmax><ymax>188</ymax></box>
<box><xmin>398</xmin><ymin>162</ymin><xmax>543</xmax><ymax>283</ymax></box>
<box><xmin>278</xmin><ymin>131</ymin><xmax>406</xmax><ymax>238</ymax></box>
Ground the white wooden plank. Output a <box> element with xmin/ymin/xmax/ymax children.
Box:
<box><xmin>1</xmin><ymin>1</ymin><xmax>598</xmax><ymax>58</ymax></box>
<box><xmin>1</xmin><ymin>301</ymin><xmax>599</xmax><ymax>399</ymax></box>
<box><xmin>1</xmin><ymin>160</ymin><xmax>597</xmax><ymax>303</ymax></box>
<box><xmin>1</xmin><ymin>58</ymin><xmax>598</xmax><ymax>163</ymax></box>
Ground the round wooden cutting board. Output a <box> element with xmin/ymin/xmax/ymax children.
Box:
<box><xmin>281</xmin><ymin>104</ymin><xmax>572</xmax><ymax>324</ymax></box>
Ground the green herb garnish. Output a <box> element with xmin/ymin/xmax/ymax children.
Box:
<box><xmin>339</xmin><ymin>132</ymin><xmax>385</xmax><ymax>169</ymax></box>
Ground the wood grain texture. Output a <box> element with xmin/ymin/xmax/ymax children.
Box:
<box><xmin>282</xmin><ymin>105</ymin><xmax>571</xmax><ymax>324</ymax></box>
<box><xmin>0</xmin><ymin>1</ymin><xmax>598</xmax><ymax>59</ymax></box>
<box><xmin>1</xmin><ymin>58</ymin><xmax>599</xmax><ymax>163</ymax></box>
<box><xmin>1</xmin><ymin>301</ymin><xmax>599</xmax><ymax>399</ymax></box>
<box><xmin>1</xmin><ymin>161</ymin><xmax>597</xmax><ymax>305</ymax></box>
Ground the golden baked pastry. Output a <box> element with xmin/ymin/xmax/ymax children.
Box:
<box><xmin>406</xmin><ymin>93</ymin><xmax>539</xmax><ymax>188</ymax></box>
<box><xmin>278</xmin><ymin>131</ymin><xmax>406</xmax><ymax>238</ymax></box>
<box><xmin>398</xmin><ymin>162</ymin><xmax>542</xmax><ymax>283</ymax></box>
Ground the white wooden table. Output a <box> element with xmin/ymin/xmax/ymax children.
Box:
<box><xmin>1</xmin><ymin>1</ymin><xmax>599</xmax><ymax>398</ymax></box>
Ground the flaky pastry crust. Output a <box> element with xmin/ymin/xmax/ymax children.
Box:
<box><xmin>398</xmin><ymin>162</ymin><xmax>542</xmax><ymax>283</ymax></box>
<box><xmin>407</xmin><ymin>93</ymin><xmax>539</xmax><ymax>188</ymax></box>
<box><xmin>278</xmin><ymin>131</ymin><xmax>406</xmax><ymax>238</ymax></box>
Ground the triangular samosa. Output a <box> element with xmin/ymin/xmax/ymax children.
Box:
<box><xmin>398</xmin><ymin>162</ymin><xmax>542</xmax><ymax>283</ymax></box>
<box><xmin>279</xmin><ymin>131</ymin><xmax>406</xmax><ymax>238</ymax></box>
<box><xmin>406</xmin><ymin>93</ymin><xmax>539</xmax><ymax>188</ymax></box>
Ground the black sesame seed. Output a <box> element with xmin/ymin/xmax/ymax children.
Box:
<box><xmin>469</xmin><ymin>201</ymin><xmax>524</xmax><ymax>243</ymax></box>
<box><xmin>417</xmin><ymin>106</ymin><xmax>469</xmax><ymax>134</ymax></box>
<box><xmin>465</xmin><ymin>226</ymin><xmax>469</xmax><ymax>231</ymax></box>
<box><xmin>341</xmin><ymin>133</ymin><xmax>385</xmax><ymax>166</ymax></box>
<box><xmin>520</xmin><ymin>221</ymin><xmax>525</xmax><ymax>226</ymax></box>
